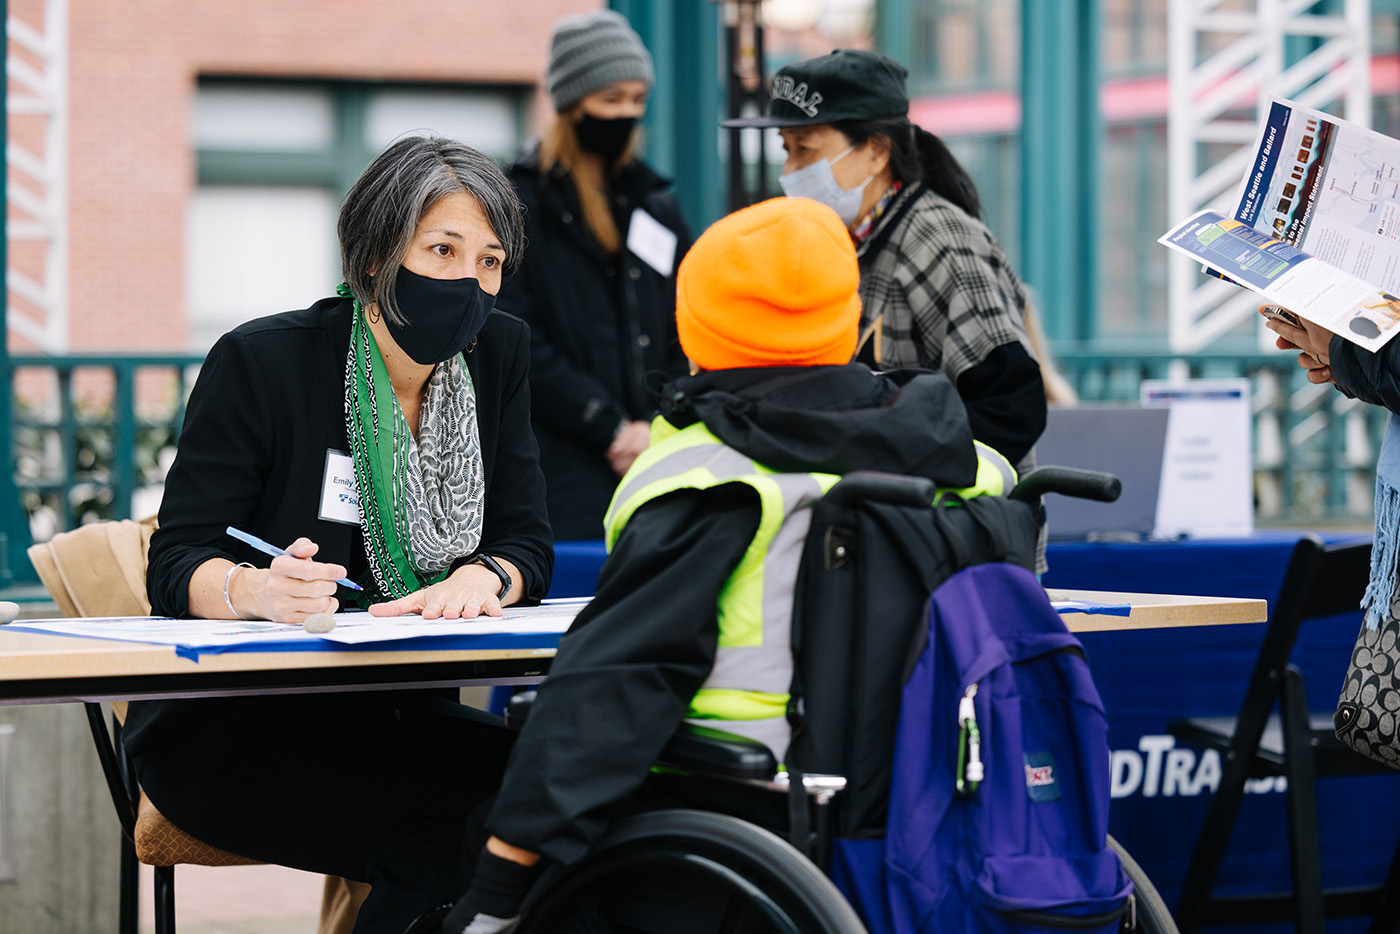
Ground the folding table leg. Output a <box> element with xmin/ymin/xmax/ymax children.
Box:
<box><xmin>1281</xmin><ymin>667</ymin><xmax>1324</xmax><ymax>934</ymax></box>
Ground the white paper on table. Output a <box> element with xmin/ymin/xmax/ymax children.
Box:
<box><xmin>6</xmin><ymin>600</ymin><xmax>587</xmax><ymax>649</ymax></box>
<box><xmin>316</xmin><ymin>605</ymin><xmax>581</xmax><ymax>644</ymax></box>
<box><xmin>9</xmin><ymin>616</ymin><xmax>315</xmax><ymax>647</ymax></box>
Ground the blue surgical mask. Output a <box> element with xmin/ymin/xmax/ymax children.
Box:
<box><xmin>778</xmin><ymin>146</ymin><xmax>873</xmax><ymax>227</ymax></box>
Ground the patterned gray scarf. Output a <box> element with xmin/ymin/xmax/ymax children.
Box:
<box><xmin>344</xmin><ymin>302</ymin><xmax>485</xmax><ymax>599</ymax></box>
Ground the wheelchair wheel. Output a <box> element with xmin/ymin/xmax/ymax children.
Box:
<box><xmin>518</xmin><ymin>809</ymin><xmax>869</xmax><ymax>934</ymax></box>
<box><xmin>1107</xmin><ymin>835</ymin><xmax>1178</xmax><ymax>934</ymax></box>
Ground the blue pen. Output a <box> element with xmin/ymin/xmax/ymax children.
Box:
<box><xmin>225</xmin><ymin>526</ymin><xmax>363</xmax><ymax>591</ymax></box>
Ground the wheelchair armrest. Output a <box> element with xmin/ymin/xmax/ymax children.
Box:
<box><xmin>658</xmin><ymin>724</ymin><xmax>780</xmax><ymax>781</ymax></box>
<box><xmin>506</xmin><ymin>691</ymin><xmax>778</xmax><ymax>781</ymax></box>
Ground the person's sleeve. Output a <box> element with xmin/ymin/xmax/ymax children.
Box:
<box><xmin>146</xmin><ymin>333</ymin><xmax>276</xmax><ymax>617</ymax></box>
<box><xmin>493</xmin><ymin>243</ymin><xmax>627</xmax><ymax>450</ymax></box>
<box><xmin>486</xmin><ymin>484</ymin><xmax>761</xmax><ymax>864</ymax></box>
<box><xmin>469</xmin><ymin>318</ymin><xmax>555</xmax><ymax>603</ymax></box>
<box><xmin>955</xmin><ymin>342</ymin><xmax>1048</xmax><ymax>465</ymax></box>
<box><xmin>1329</xmin><ymin>334</ymin><xmax>1400</xmax><ymax>413</ymax></box>
<box><xmin>893</xmin><ymin>215</ymin><xmax>1046</xmax><ymax>464</ymax></box>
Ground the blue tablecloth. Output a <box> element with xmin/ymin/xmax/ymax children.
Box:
<box><xmin>552</xmin><ymin>531</ymin><xmax>1400</xmax><ymax>929</ymax></box>
<box><xmin>1045</xmin><ymin>530</ymin><xmax>1399</xmax><ymax>931</ymax></box>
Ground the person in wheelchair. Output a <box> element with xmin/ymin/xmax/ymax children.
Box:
<box><xmin>433</xmin><ymin>196</ymin><xmax>1014</xmax><ymax>934</ymax></box>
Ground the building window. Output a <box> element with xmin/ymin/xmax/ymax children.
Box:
<box><xmin>186</xmin><ymin>78</ymin><xmax>528</xmax><ymax>350</ymax></box>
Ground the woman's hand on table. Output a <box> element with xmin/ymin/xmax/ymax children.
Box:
<box><xmin>1263</xmin><ymin>306</ymin><xmax>1336</xmax><ymax>384</ymax></box>
<box><xmin>368</xmin><ymin>560</ymin><xmax>519</xmax><ymax>620</ymax></box>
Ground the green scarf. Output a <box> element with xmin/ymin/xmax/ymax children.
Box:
<box><xmin>340</xmin><ymin>284</ymin><xmax>485</xmax><ymax>601</ymax></box>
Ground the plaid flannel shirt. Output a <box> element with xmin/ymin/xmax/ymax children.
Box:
<box><xmin>854</xmin><ymin>182</ymin><xmax>1033</xmax><ymax>380</ymax></box>
<box><xmin>855</xmin><ymin>183</ymin><xmax>1047</xmax><ymax>571</ymax></box>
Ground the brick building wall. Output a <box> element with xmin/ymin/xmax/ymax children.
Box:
<box><xmin>63</xmin><ymin>0</ymin><xmax>596</xmax><ymax>352</ymax></box>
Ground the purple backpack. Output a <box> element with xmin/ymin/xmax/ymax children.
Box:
<box><xmin>829</xmin><ymin>562</ymin><xmax>1132</xmax><ymax>933</ymax></box>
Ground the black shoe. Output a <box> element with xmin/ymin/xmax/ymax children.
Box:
<box><xmin>404</xmin><ymin>903</ymin><xmax>453</xmax><ymax>934</ymax></box>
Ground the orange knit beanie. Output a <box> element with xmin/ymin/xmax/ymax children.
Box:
<box><xmin>676</xmin><ymin>197</ymin><xmax>861</xmax><ymax>370</ymax></box>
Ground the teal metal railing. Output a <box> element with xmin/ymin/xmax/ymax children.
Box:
<box><xmin>1</xmin><ymin>349</ymin><xmax>1380</xmax><ymax>585</ymax></box>
<box><xmin>5</xmin><ymin>354</ymin><xmax>204</xmax><ymax>583</ymax></box>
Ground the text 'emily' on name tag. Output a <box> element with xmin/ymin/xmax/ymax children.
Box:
<box><xmin>627</xmin><ymin>208</ymin><xmax>678</xmax><ymax>277</ymax></box>
<box><xmin>319</xmin><ymin>449</ymin><xmax>362</xmax><ymax>525</ymax></box>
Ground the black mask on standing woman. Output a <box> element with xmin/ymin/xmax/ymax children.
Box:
<box><xmin>575</xmin><ymin>114</ymin><xmax>639</xmax><ymax>162</ymax></box>
<box><xmin>387</xmin><ymin>266</ymin><xmax>495</xmax><ymax>365</ymax></box>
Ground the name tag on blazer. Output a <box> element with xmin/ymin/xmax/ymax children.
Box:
<box><xmin>319</xmin><ymin>449</ymin><xmax>362</xmax><ymax>526</ymax></box>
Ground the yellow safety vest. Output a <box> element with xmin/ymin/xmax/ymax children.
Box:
<box><xmin>603</xmin><ymin>417</ymin><xmax>1015</xmax><ymax>758</ymax></box>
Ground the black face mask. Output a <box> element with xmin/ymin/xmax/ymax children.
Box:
<box><xmin>575</xmin><ymin>114</ymin><xmax>639</xmax><ymax>162</ymax></box>
<box><xmin>387</xmin><ymin>266</ymin><xmax>494</xmax><ymax>365</ymax></box>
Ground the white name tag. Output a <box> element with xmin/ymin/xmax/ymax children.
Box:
<box><xmin>627</xmin><ymin>208</ymin><xmax>678</xmax><ymax>278</ymax></box>
<box><xmin>319</xmin><ymin>450</ymin><xmax>362</xmax><ymax>526</ymax></box>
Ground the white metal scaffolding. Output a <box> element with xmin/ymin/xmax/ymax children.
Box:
<box><xmin>1167</xmin><ymin>0</ymin><xmax>1371</xmax><ymax>353</ymax></box>
<box><xmin>6</xmin><ymin>0</ymin><xmax>68</xmax><ymax>354</ymax></box>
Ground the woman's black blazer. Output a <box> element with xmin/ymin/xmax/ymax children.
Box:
<box><xmin>146</xmin><ymin>295</ymin><xmax>553</xmax><ymax>616</ymax></box>
<box><xmin>124</xmin><ymin>296</ymin><xmax>552</xmax><ymax>767</ymax></box>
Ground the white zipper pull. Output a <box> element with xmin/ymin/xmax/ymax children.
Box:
<box><xmin>958</xmin><ymin>682</ymin><xmax>977</xmax><ymax>725</ymax></box>
<box><xmin>960</xmin><ymin>683</ymin><xmax>984</xmax><ymax>784</ymax></box>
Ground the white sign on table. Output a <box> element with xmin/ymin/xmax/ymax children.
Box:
<box><xmin>1140</xmin><ymin>378</ymin><xmax>1254</xmax><ymax>539</ymax></box>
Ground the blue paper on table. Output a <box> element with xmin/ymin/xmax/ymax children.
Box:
<box><xmin>1051</xmin><ymin>600</ymin><xmax>1133</xmax><ymax>617</ymax></box>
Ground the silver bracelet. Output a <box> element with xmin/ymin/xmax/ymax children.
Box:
<box><xmin>224</xmin><ymin>561</ymin><xmax>254</xmax><ymax>620</ymax></box>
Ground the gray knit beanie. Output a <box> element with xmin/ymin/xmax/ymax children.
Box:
<box><xmin>546</xmin><ymin>10</ymin><xmax>654</xmax><ymax>112</ymax></box>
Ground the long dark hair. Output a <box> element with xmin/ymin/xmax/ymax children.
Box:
<box><xmin>833</xmin><ymin>117</ymin><xmax>981</xmax><ymax>220</ymax></box>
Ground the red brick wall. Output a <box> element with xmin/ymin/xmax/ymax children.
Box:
<box><xmin>61</xmin><ymin>0</ymin><xmax>597</xmax><ymax>351</ymax></box>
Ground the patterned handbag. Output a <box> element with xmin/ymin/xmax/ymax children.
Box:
<box><xmin>1335</xmin><ymin>607</ymin><xmax>1400</xmax><ymax>769</ymax></box>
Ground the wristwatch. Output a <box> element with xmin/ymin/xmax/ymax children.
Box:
<box><xmin>471</xmin><ymin>554</ymin><xmax>512</xmax><ymax>599</ymax></box>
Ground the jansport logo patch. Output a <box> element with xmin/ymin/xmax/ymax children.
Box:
<box><xmin>1024</xmin><ymin>752</ymin><xmax>1061</xmax><ymax>802</ymax></box>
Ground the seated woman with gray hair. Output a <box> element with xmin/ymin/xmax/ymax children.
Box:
<box><xmin>122</xmin><ymin>135</ymin><xmax>553</xmax><ymax>931</ymax></box>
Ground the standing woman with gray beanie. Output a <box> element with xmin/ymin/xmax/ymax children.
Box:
<box><xmin>494</xmin><ymin>9</ymin><xmax>691</xmax><ymax>540</ymax></box>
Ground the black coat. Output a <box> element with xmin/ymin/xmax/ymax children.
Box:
<box><xmin>1331</xmin><ymin>333</ymin><xmax>1400</xmax><ymax>412</ymax></box>
<box><xmin>486</xmin><ymin>364</ymin><xmax>977</xmax><ymax>864</ymax></box>
<box><xmin>126</xmin><ymin>296</ymin><xmax>553</xmax><ymax>766</ymax></box>
<box><xmin>495</xmin><ymin>149</ymin><xmax>691</xmax><ymax>539</ymax></box>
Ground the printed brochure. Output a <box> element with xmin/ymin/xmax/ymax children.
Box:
<box><xmin>1159</xmin><ymin>98</ymin><xmax>1400</xmax><ymax>351</ymax></box>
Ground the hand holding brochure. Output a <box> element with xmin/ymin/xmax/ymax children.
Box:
<box><xmin>1158</xmin><ymin>210</ymin><xmax>1400</xmax><ymax>352</ymax></box>
<box><xmin>1160</xmin><ymin>97</ymin><xmax>1400</xmax><ymax>352</ymax></box>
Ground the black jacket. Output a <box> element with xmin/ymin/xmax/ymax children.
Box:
<box><xmin>125</xmin><ymin>296</ymin><xmax>552</xmax><ymax>765</ymax></box>
<box><xmin>495</xmin><ymin>148</ymin><xmax>691</xmax><ymax>539</ymax></box>
<box><xmin>1331</xmin><ymin>333</ymin><xmax>1400</xmax><ymax>412</ymax></box>
<box><xmin>486</xmin><ymin>364</ymin><xmax>976</xmax><ymax>863</ymax></box>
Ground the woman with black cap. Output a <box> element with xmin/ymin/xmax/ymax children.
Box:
<box><xmin>725</xmin><ymin>49</ymin><xmax>1047</xmax><ymax>482</ymax></box>
<box><xmin>496</xmin><ymin>10</ymin><xmax>691</xmax><ymax>540</ymax></box>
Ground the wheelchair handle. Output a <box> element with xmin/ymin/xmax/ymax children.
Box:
<box><xmin>823</xmin><ymin>470</ymin><xmax>938</xmax><ymax>508</ymax></box>
<box><xmin>1010</xmin><ymin>466</ymin><xmax>1121</xmax><ymax>504</ymax></box>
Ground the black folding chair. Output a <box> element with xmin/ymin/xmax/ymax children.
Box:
<box><xmin>1169</xmin><ymin>535</ymin><xmax>1400</xmax><ymax>934</ymax></box>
